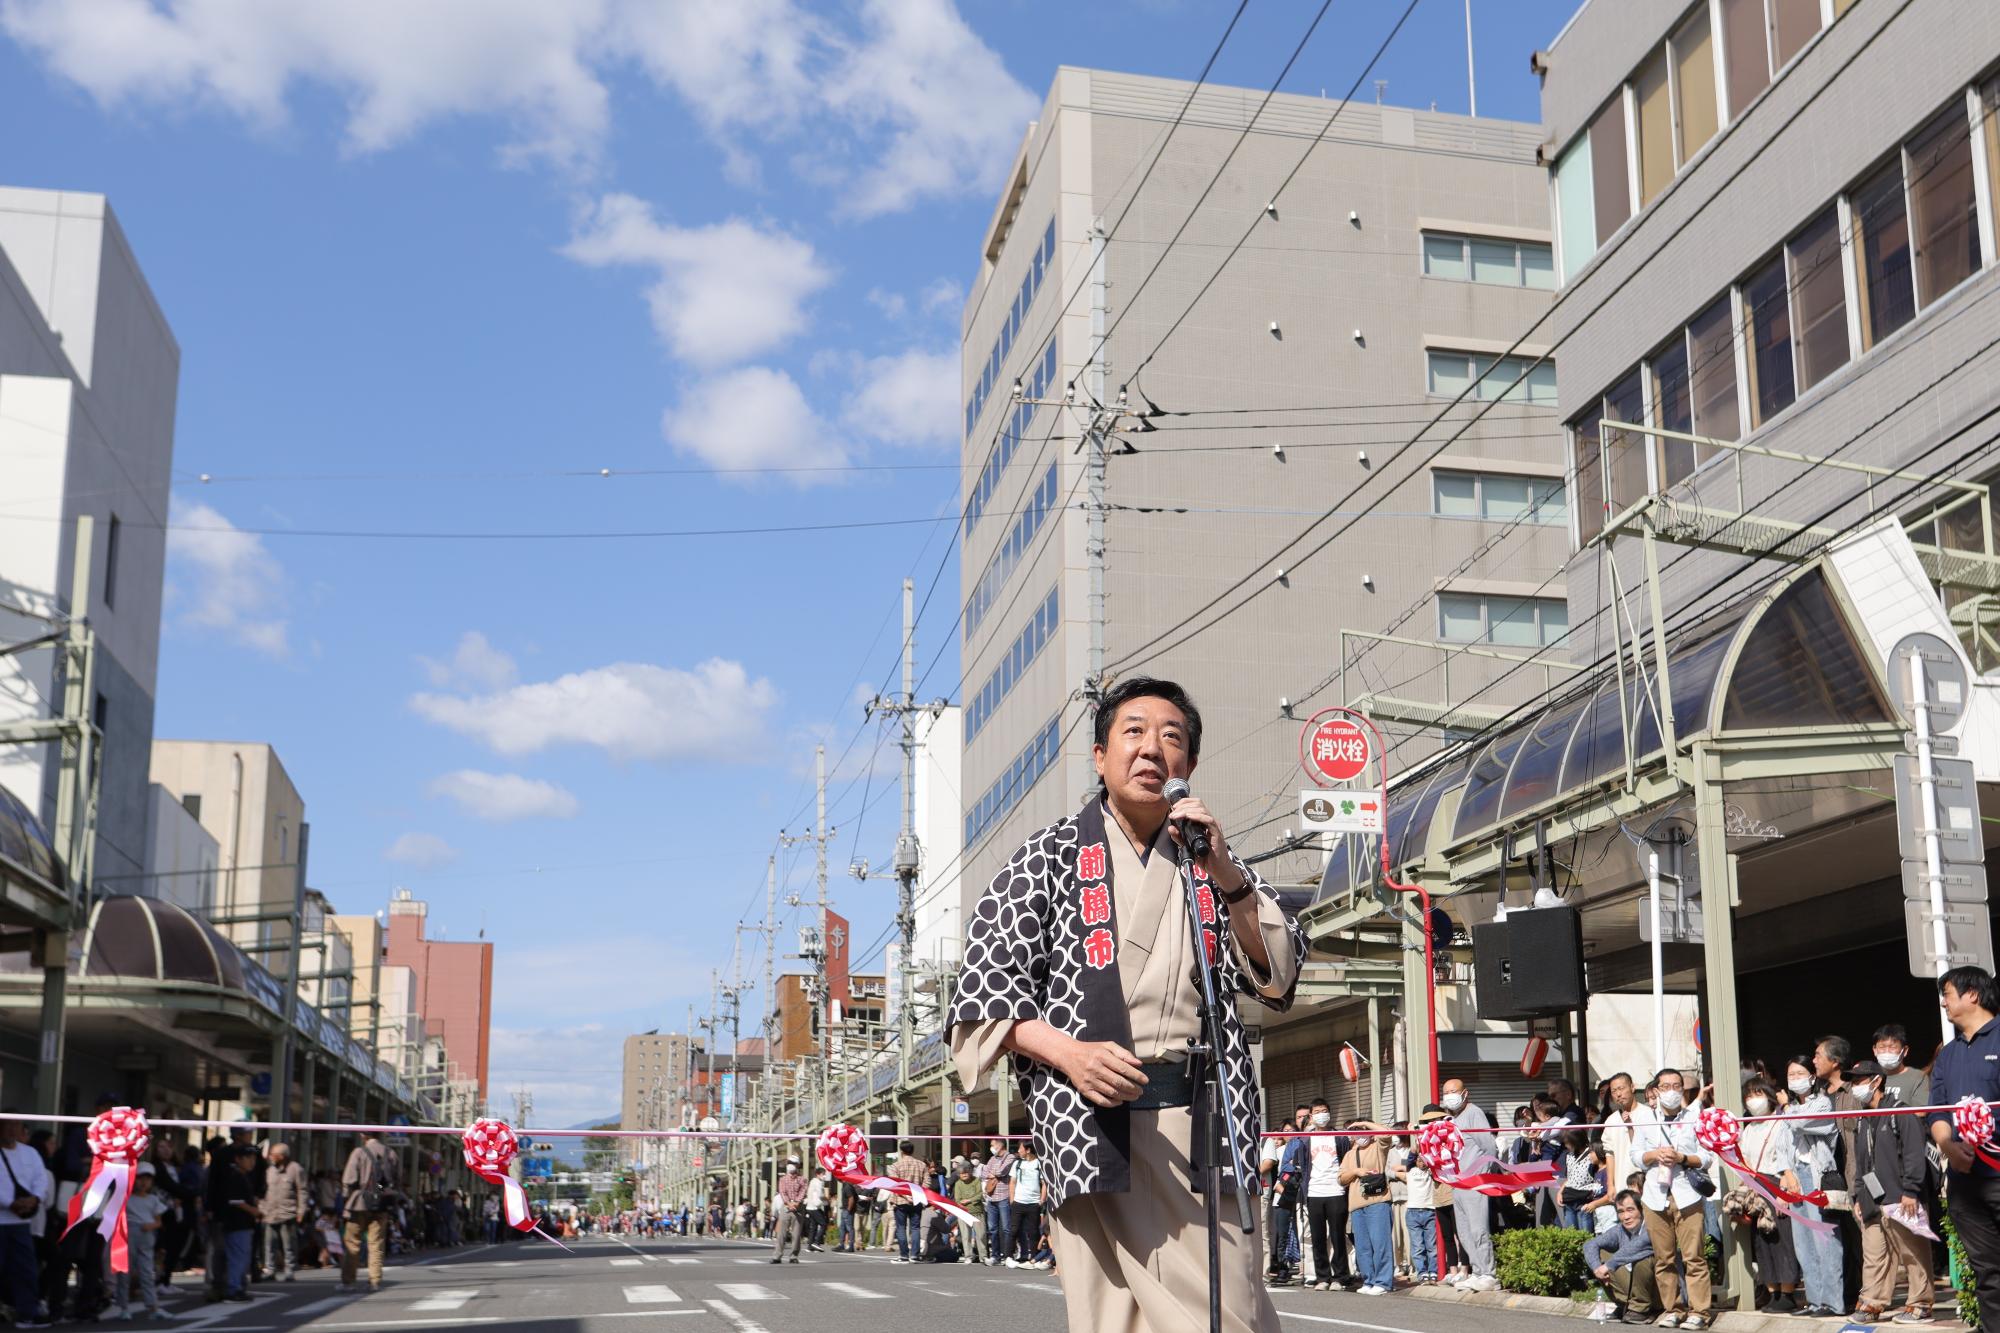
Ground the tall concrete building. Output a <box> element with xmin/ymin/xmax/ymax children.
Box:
<box><xmin>384</xmin><ymin>889</ymin><xmax>494</xmax><ymax>1099</ymax></box>
<box><xmin>0</xmin><ymin>188</ymin><xmax>179</xmax><ymax>887</ymax></box>
<box><xmin>955</xmin><ymin>68</ymin><xmax>1569</xmax><ymax>919</ymax></box>
<box><xmin>149</xmin><ymin>741</ymin><xmax>307</xmax><ymax>952</ymax></box>
<box><xmin>621</xmin><ymin>1031</ymin><xmax>695</xmax><ymax>1131</ymax></box>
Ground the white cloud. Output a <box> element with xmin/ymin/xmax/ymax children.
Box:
<box><xmin>820</xmin><ymin>0</ymin><xmax>1039</xmax><ymax>218</ymax></box>
<box><xmin>410</xmin><ymin>658</ymin><xmax>778</xmax><ymax>761</ymax></box>
<box><xmin>428</xmin><ymin>769</ymin><xmax>580</xmax><ymax>822</ymax></box>
<box><xmin>383</xmin><ymin>832</ymin><xmax>458</xmax><ymax>869</ymax></box>
<box><xmin>662</xmin><ymin>366</ymin><xmax>849</xmax><ymax>476</ymax></box>
<box><xmin>418</xmin><ymin>630</ymin><xmax>518</xmax><ymax>691</ymax></box>
<box><xmin>564</xmin><ymin>194</ymin><xmax>832</xmax><ymax>368</ymax></box>
<box><xmin>0</xmin><ymin>0</ymin><xmax>612</xmax><ymax>167</ymax></box>
<box><xmin>919</xmin><ymin>277</ymin><xmax>964</xmax><ymax>316</ymax></box>
<box><xmin>843</xmin><ymin>348</ymin><xmax>959</xmax><ymax>447</ymax></box>
<box><xmin>165</xmin><ymin>495</ymin><xmax>289</xmax><ymax>656</ymax></box>
<box><xmin>488</xmin><ymin>1022</ymin><xmax>626</xmax><ymax>1130</ymax></box>
<box><xmin>1</xmin><ymin>0</ymin><xmax>1035</xmax><ymax>214</ymax></box>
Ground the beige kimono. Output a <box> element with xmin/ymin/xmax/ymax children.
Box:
<box><xmin>952</xmin><ymin>813</ymin><xmax>1300</xmax><ymax>1333</ymax></box>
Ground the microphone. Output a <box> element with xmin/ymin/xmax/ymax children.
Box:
<box><xmin>1162</xmin><ymin>777</ymin><xmax>1211</xmax><ymax>859</ymax></box>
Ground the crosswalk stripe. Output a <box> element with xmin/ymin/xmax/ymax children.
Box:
<box><xmin>623</xmin><ymin>1285</ymin><xmax>681</xmax><ymax>1304</ymax></box>
<box><xmin>734</xmin><ymin>1258</ymin><xmax>770</xmax><ymax>1265</ymax></box>
<box><xmin>612</xmin><ymin>1258</ymin><xmax>645</xmax><ymax>1267</ymax></box>
<box><xmin>902</xmin><ymin>1282</ymin><xmax>957</xmax><ymax>1297</ymax></box>
<box><xmin>409</xmin><ymin>1290</ymin><xmax>479</xmax><ymax>1312</ymax></box>
<box><xmin>290</xmin><ymin>1296</ymin><xmax>361</xmax><ymax>1317</ymax></box>
<box><xmin>820</xmin><ymin>1283</ymin><xmax>891</xmax><ymax>1300</ymax></box>
<box><xmin>666</xmin><ymin>1257</ymin><xmax>700</xmax><ymax>1265</ymax></box>
<box><xmin>715</xmin><ymin>1284</ymin><xmax>782</xmax><ymax>1302</ymax></box>
<box><xmin>705</xmin><ymin>1300</ymin><xmax>773</xmax><ymax>1333</ymax></box>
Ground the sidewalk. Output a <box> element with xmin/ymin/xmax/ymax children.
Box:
<box><xmin>1401</xmin><ymin>1282</ymin><xmax>1970</xmax><ymax>1333</ymax></box>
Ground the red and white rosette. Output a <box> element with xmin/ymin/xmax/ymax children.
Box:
<box><xmin>1694</xmin><ymin>1105</ymin><xmax>1740</xmax><ymax>1159</ymax></box>
<box><xmin>462</xmin><ymin>1118</ymin><xmax>564</xmax><ymax>1247</ymax></box>
<box><xmin>814</xmin><ymin>1124</ymin><xmax>978</xmax><ymax>1226</ymax></box>
<box><xmin>1953</xmin><ymin>1097</ymin><xmax>2000</xmax><ymax>1171</ymax></box>
<box><xmin>1695</xmin><ymin>1104</ymin><xmax>1828</xmax><ymax>1227</ymax></box>
<box><xmin>1416</xmin><ymin>1115</ymin><xmax>1557</xmax><ymax>1197</ymax></box>
<box><xmin>63</xmin><ymin>1107</ymin><xmax>149</xmax><ymax>1272</ymax></box>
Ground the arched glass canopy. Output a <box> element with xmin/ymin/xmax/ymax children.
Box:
<box><xmin>1317</xmin><ymin>567</ymin><xmax>1891</xmax><ymax>902</ymax></box>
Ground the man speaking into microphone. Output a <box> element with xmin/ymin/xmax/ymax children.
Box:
<box><xmin>950</xmin><ymin>677</ymin><xmax>1306</xmax><ymax>1333</ymax></box>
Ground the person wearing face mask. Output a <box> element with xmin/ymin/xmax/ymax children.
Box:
<box><xmin>771</xmin><ymin>1158</ymin><xmax>807</xmax><ymax>1264</ymax></box>
<box><xmin>1780</xmin><ymin>1055</ymin><xmax>1846</xmax><ymax>1318</ymax></box>
<box><xmin>1869</xmin><ymin>1025</ymin><xmax>1929</xmax><ymax>1107</ymax></box>
<box><xmin>1627</xmin><ymin>1069</ymin><xmax>1713</xmax><ymax>1329</ymax></box>
<box><xmin>1735</xmin><ymin>1078</ymin><xmax>1801</xmax><ymax>1313</ymax></box>
<box><xmin>1844</xmin><ymin>1060</ymin><xmax>1934</xmax><ymax>1323</ymax></box>
<box><xmin>1302</xmin><ymin>1100</ymin><xmax>1354</xmax><ymax>1291</ymax></box>
<box><xmin>1440</xmin><ymin>1078</ymin><xmax>1499</xmax><ymax>1292</ymax></box>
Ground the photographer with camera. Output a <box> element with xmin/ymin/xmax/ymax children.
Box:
<box><xmin>339</xmin><ymin>1131</ymin><xmax>401</xmax><ymax>1292</ymax></box>
<box><xmin>1628</xmin><ymin>1068</ymin><xmax>1716</xmax><ymax>1329</ymax></box>
<box><xmin>1336</xmin><ymin>1120</ymin><xmax>1395</xmax><ymax>1295</ymax></box>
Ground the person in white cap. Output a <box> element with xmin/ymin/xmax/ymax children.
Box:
<box><xmin>122</xmin><ymin>1162</ymin><xmax>169</xmax><ymax>1320</ymax></box>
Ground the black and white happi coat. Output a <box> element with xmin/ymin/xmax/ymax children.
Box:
<box><xmin>950</xmin><ymin>796</ymin><xmax>1308</xmax><ymax>1215</ymax></box>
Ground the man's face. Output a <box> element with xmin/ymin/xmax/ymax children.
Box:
<box><xmin>1608</xmin><ymin>1076</ymin><xmax>1634</xmax><ymax>1111</ymax></box>
<box><xmin>1813</xmin><ymin>1045</ymin><xmax>1838</xmax><ymax>1078</ymax></box>
<box><xmin>1656</xmin><ymin>1073</ymin><xmax>1685</xmax><ymax>1101</ymax></box>
<box><xmin>1442</xmin><ymin>1079</ymin><xmax>1467</xmax><ymax>1101</ymax></box>
<box><xmin>1616</xmin><ymin>1198</ymin><xmax>1642</xmax><ymax>1230</ymax></box>
<box><xmin>271</xmin><ymin>1148</ymin><xmax>288</xmax><ymax>1165</ymax></box>
<box><xmin>1873</xmin><ymin>1037</ymin><xmax>1908</xmax><ymax>1066</ymax></box>
<box><xmin>1944</xmin><ymin>983</ymin><xmax>1974</xmax><ymax>1026</ymax></box>
<box><xmin>1092</xmin><ymin>696</ymin><xmax>1191</xmax><ymax>814</ymax></box>
<box><xmin>1294</xmin><ymin>1108</ymin><xmax>1311</xmax><ymax>1130</ymax></box>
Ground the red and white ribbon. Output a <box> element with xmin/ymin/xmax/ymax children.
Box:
<box><xmin>1415</xmin><ymin>1117</ymin><xmax>1558</xmax><ymax>1196</ymax></box>
<box><xmin>462</xmin><ymin>1118</ymin><xmax>566</xmax><ymax>1248</ymax></box>
<box><xmin>1953</xmin><ymin>1097</ymin><xmax>2000</xmax><ymax>1171</ymax></box>
<box><xmin>1694</xmin><ymin>1106</ymin><xmax>1831</xmax><ymax>1231</ymax></box>
<box><xmin>815</xmin><ymin>1124</ymin><xmax>978</xmax><ymax>1226</ymax></box>
<box><xmin>63</xmin><ymin>1107</ymin><xmax>149</xmax><ymax>1273</ymax></box>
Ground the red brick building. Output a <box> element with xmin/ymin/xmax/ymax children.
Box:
<box><xmin>384</xmin><ymin>891</ymin><xmax>494</xmax><ymax>1098</ymax></box>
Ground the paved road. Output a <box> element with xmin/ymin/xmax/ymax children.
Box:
<box><xmin>146</xmin><ymin>1233</ymin><xmax>1581</xmax><ymax>1333</ymax></box>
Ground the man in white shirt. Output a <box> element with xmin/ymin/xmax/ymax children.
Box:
<box><xmin>0</xmin><ymin>1113</ymin><xmax>50</xmax><ymax>1328</ymax></box>
<box><xmin>1442</xmin><ymin>1078</ymin><xmax>1499</xmax><ymax>1291</ymax></box>
<box><xmin>1302</xmin><ymin>1098</ymin><xmax>1352</xmax><ymax>1290</ymax></box>
<box><xmin>1599</xmin><ymin>1073</ymin><xmax>1638</xmax><ymax>1194</ymax></box>
<box><xmin>1626</xmin><ymin>1069</ymin><xmax>1714</xmax><ymax>1330</ymax></box>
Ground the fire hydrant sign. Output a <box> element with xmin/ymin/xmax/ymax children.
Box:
<box><xmin>1300</xmin><ymin>790</ymin><xmax>1385</xmax><ymax>834</ymax></box>
<box><xmin>1303</xmin><ymin>714</ymin><xmax>1370</xmax><ymax>784</ymax></box>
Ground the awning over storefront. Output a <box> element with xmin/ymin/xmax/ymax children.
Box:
<box><xmin>1317</xmin><ymin>564</ymin><xmax>1897</xmax><ymax>906</ymax></box>
<box><xmin>0</xmin><ymin>784</ymin><xmax>65</xmax><ymax>925</ymax></box>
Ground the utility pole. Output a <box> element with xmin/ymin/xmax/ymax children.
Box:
<box><xmin>1086</xmin><ymin>220</ymin><xmax>1108</xmax><ymax>705</ymax></box>
<box><xmin>780</xmin><ymin>748</ymin><xmax>835</xmax><ymax>1084</ymax></box>
<box><xmin>39</xmin><ymin>516</ymin><xmax>97</xmax><ymax>1117</ymax></box>
<box><xmin>861</xmin><ymin>580</ymin><xmax>946</xmax><ymax>1124</ymax></box>
<box><xmin>1464</xmin><ymin>0</ymin><xmax>1478</xmax><ymax>116</ymax></box>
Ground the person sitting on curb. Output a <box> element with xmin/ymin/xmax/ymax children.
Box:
<box><xmin>1584</xmin><ymin>1190</ymin><xmax>1657</xmax><ymax>1326</ymax></box>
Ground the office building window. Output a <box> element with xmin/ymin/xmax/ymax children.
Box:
<box><xmin>964</xmin><ymin>463</ymin><xmax>1060</xmax><ymax>643</ymax></box>
<box><xmin>1907</xmin><ymin>102</ymin><xmax>1983</xmax><ymax>308</ymax></box>
<box><xmin>1687</xmin><ymin>294</ymin><xmax>1742</xmax><ymax>444</ymax></box>
<box><xmin>1649</xmin><ymin>335</ymin><xmax>1702</xmax><ymax>489</ymax></box>
<box><xmin>1672</xmin><ymin>5</ymin><xmax>1718</xmax><ymax>165</ymax></box>
<box><xmin>1554</xmin><ymin>136</ymin><xmax>1597</xmax><ymax>282</ymax></box>
<box><xmin>1742</xmin><ymin>253</ymin><xmax>1797</xmax><ymax>427</ymax></box>
<box><xmin>1721</xmin><ymin>0</ymin><xmax>1770</xmax><ymax>117</ymax></box>
<box><xmin>1788</xmin><ymin>207</ymin><xmax>1851</xmax><ymax>391</ymax></box>
<box><xmin>1636</xmin><ymin>46</ymin><xmax>1674</xmax><ymax>207</ymax></box>
<box><xmin>1589</xmin><ymin>95</ymin><xmax>1632</xmax><ymax>244</ymax></box>
<box><xmin>965</xmin><ymin>586</ymin><xmax>1059</xmax><ymax>744</ymax></box>
<box><xmin>1426</xmin><ymin>351</ymin><xmax>1558</xmax><ymax>404</ymax></box>
<box><xmin>963</xmin><ymin>218</ymin><xmax>1056</xmax><ymax>437</ymax></box>
<box><xmin>1852</xmin><ymin>159</ymin><xmax>1915</xmax><ymax>349</ymax></box>
<box><xmin>1421</xmin><ymin>233</ymin><xmax>1556</xmax><ymax>289</ymax></box>
<box><xmin>1432</xmin><ymin>470</ymin><xmax>1567</xmax><ymax>525</ymax></box>
<box><xmin>1769</xmin><ymin>0</ymin><xmax>1822</xmax><ymax>70</ymax></box>
<box><xmin>1572</xmin><ymin>404</ymin><xmax>1606</xmax><ymax>545</ymax></box>
<box><xmin>103</xmin><ymin>514</ymin><xmax>120</xmax><ymax>610</ymax></box>
<box><xmin>964</xmin><ymin>714</ymin><xmax>1062</xmax><ymax>848</ymax></box>
<box><xmin>1437</xmin><ymin>592</ymin><xmax>1570</xmax><ymax>647</ymax></box>
<box><xmin>1603</xmin><ymin>369</ymin><xmax>1649</xmax><ymax>514</ymax></box>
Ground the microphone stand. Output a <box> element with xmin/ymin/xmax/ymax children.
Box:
<box><xmin>1176</xmin><ymin>836</ymin><xmax>1258</xmax><ymax>1333</ymax></box>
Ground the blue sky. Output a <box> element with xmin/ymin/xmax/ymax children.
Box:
<box><xmin>0</xmin><ymin>0</ymin><xmax>1576</xmax><ymax>1125</ymax></box>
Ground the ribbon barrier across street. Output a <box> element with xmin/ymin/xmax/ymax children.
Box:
<box><xmin>461</xmin><ymin>1117</ymin><xmax>569</xmax><ymax>1249</ymax></box>
<box><xmin>1414</xmin><ymin>1116</ymin><xmax>1559</xmax><ymax>1197</ymax></box>
<box><xmin>62</xmin><ymin>1107</ymin><xmax>149</xmax><ymax>1273</ymax></box>
<box><xmin>815</xmin><ymin>1124</ymin><xmax>979</xmax><ymax>1226</ymax></box>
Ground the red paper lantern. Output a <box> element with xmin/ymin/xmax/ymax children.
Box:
<box><xmin>1338</xmin><ymin>1047</ymin><xmax>1361</xmax><ymax>1081</ymax></box>
<box><xmin>1518</xmin><ymin>1036</ymin><xmax>1549</xmax><ymax>1079</ymax></box>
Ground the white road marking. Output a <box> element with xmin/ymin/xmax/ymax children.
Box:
<box><xmin>901</xmin><ymin>1281</ymin><xmax>956</xmax><ymax>1297</ymax></box>
<box><xmin>735</xmin><ymin>1258</ymin><xmax>772</xmax><ymax>1265</ymax></box>
<box><xmin>315</xmin><ymin>1321</ymin><xmax>503</xmax><ymax>1330</ymax></box>
<box><xmin>715</xmin><ymin>1283</ymin><xmax>783</xmax><ymax>1302</ymax></box>
<box><xmin>409</xmin><ymin>1289</ymin><xmax>480</xmax><ymax>1312</ymax></box>
<box><xmin>600</xmin><ymin>1312</ymin><xmax>705</xmax><ymax>1319</ymax></box>
<box><xmin>1278</xmin><ymin>1313</ymin><xmax>1441</xmax><ymax>1333</ymax></box>
<box><xmin>289</xmin><ymin>1295</ymin><xmax>362</xmax><ymax>1317</ymax></box>
<box><xmin>623</xmin><ymin>1285</ymin><xmax>682</xmax><ymax>1304</ymax></box>
<box><xmin>706</xmin><ymin>1299</ymin><xmax>774</xmax><ymax>1333</ymax></box>
<box><xmin>820</xmin><ymin>1282</ymin><xmax>891</xmax><ymax>1300</ymax></box>
<box><xmin>612</xmin><ymin>1258</ymin><xmax>645</xmax><ymax>1267</ymax></box>
<box><xmin>666</xmin><ymin>1257</ymin><xmax>701</xmax><ymax>1265</ymax></box>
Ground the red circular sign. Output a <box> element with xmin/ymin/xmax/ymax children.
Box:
<box><xmin>1304</xmin><ymin>716</ymin><xmax>1370</xmax><ymax>784</ymax></box>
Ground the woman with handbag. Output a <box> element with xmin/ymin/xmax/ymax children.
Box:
<box><xmin>1733</xmin><ymin>1078</ymin><xmax>1803</xmax><ymax>1313</ymax></box>
<box><xmin>1782</xmin><ymin>1056</ymin><xmax>1847</xmax><ymax>1318</ymax></box>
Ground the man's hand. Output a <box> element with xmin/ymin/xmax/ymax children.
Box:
<box><xmin>1594</xmin><ymin>1265</ymin><xmax>1612</xmax><ymax>1280</ymax></box>
<box><xmin>9</xmin><ymin>1196</ymin><xmax>36</xmax><ymax>1218</ymax></box>
<box><xmin>1943</xmin><ymin>1140</ymin><xmax>1977</xmax><ymax>1174</ymax></box>
<box><xmin>1061</xmin><ymin>1038</ymin><xmax>1148</xmax><ymax>1108</ymax></box>
<box><xmin>1167</xmin><ymin>796</ymin><xmax>1240</xmax><ymax>894</ymax></box>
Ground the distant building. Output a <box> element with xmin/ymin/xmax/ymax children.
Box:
<box><xmin>141</xmin><ymin>783</ymin><xmax>217</xmax><ymax>915</ymax></box>
<box><xmin>622</xmin><ymin>1031</ymin><xmax>696</xmax><ymax>1131</ymax></box>
<box><xmin>383</xmin><ymin>889</ymin><xmax>494</xmax><ymax>1098</ymax></box>
<box><xmin>149</xmin><ymin>741</ymin><xmax>307</xmax><ymax>953</ymax></box>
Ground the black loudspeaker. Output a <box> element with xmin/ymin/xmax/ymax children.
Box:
<box><xmin>868</xmin><ymin>1116</ymin><xmax>900</xmax><ymax>1161</ymax></box>
<box><xmin>1471</xmin><ymin>906</ymin><xmax>1586</xmax><ymax>1019</ymax></box>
